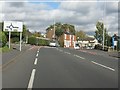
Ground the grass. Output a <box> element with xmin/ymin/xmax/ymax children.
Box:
<box><xmin>0</xmin><ymin>46</ymin><xmax>11</xmax><ymax>53</ymax></box>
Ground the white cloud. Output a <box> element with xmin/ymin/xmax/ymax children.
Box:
<box><xmin>1</xmin><ymin>1</ymin><xmax>119</xmax><ymax>35</ymax></box>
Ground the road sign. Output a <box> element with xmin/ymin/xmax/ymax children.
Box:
<box><xmin>3</xmin><ymin>21</ymin><xmax>23</xmax><ymax>51</ymax></box>
<box><xmin>3</xmin><ymin>21</ymin><xmax>23</xmax><ymax>32</ymax></box>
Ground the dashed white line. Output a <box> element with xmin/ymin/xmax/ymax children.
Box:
<box><xmin>74</xmin><ymin>54</ymin><xmax>85</xmax><ymax>59</ymax></box>
<box><xmin>27</xmin><ymin>69</ymin><xmax>36</xmax><ymax>89</ymax></box>
<box><xmin>59</xmin><ymin>50</ymin><xmax>63</xmax><ymax>52</ymax></box>
<box><xmin>34</xmin><ymin>58</ymin><xmax>38</xmax><ymax>65</ymax></box>
<box><xmin>38</xmin><ymin>48</ymin><xmax>39</xmax><ymax>51</ymax></box>
<box><xmin>91</xmin><ymin>61</ymin><xmax>115</xmax><ymax>71</ymax></box>
<box><xmin>64</xmin><ymin>52</ymin><xmax>71</xmax><ymax>55</ymax></box>
<box><xmin>36</xmin><ymin>53</ymin><xmax>38</xmax><ymax>57</ymax></box>
<box><xmin>37</xmin><ymin>50</ymin><xmax>39</xmax><ymax>53</ymax></box>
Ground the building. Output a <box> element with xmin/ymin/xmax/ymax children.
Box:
<box><xmin>78</xmin><ymin>37</ymin><xmax>98</xmax><ymax>49</ymax></box>
<box><xmin>63</xmin><ymin>33</ymin><xmax>77</xmax><ymax>48</ymax></box>
<box><xmin>46</xmin><ymin>29</ymin><xmax>55</xmax><ymax>40</ymax></box>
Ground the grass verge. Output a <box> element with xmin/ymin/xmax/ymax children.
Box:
<box><xmin>0</xmin><ymin>46</ymin><xmax>11</xmax><ymax>53</ymax></box>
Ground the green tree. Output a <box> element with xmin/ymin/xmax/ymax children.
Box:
<box><xmin>33</xmin><ymin>31</ymin><xmax>41</xmax><ymax>37</ymax></box>
<box><xmin>46</xmin><ymin>22</ymin><xmax>76</xmax><ymax>37</ymax></box>
<box><xmin>75</xmin><ymin>30</ymin><xmax>87</xmax><ymax>40</ymax></box>
<box><xmin>0</xmin><ymin>31</ymin><xmax>7</xmax><ymax>47</ymax></box>
<box><xmin>94</xmin><ymin>21</ymin><xmax>109</xmax><ymax>45</ymax></box>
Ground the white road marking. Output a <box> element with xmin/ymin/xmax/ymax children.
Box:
<box><xmin>64</xmin><ymin>52</ymin><xmax>71</xmax><ymax>55</ymax></box>
<box><xmin>74</xmin><ymin>54</ymin><xmax>85</xmax><ymax>59</ymax></box>
<box><xmin>37</xmin><ymin>50</ymin><xmax>39</xmax><ymax>53</ymax></box>
<box><xmin>59</xmin><ymin>50</ymin><xmax>63</xmax><ymax>52</ymax></box>
<box><xmin>27</xmin><ymin>69</ymin><xmax>36</xmax><ymax>89</ymax></box>
<box><xmin>34</xmin><ymin>58</ymin><xmax>38</xmax><ymax>65</ymax></box>
<box><xmin>36</xmin><ymin>53</ymin><xmax>38</xmax><ymax>57</ymax></box>
<box><xmin>91</xmin><ymin>61</ymin><xmax>115</xmax><ymax>71</ymax></box>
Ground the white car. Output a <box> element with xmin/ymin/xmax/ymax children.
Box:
<box><xmin>49</xmin><ymin>41</ymin><xmax>57</xmax><ymax>47</ymax></box>
<box><xmin>74</xmin><ymin>43</ymin><xmax>80</xmax><ymax>50</ymax></box>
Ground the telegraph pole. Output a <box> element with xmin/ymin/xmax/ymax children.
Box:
<box><xmin>102</xmin><ymin>0</ymin><xmax>106</xmax><ymax>50</ymax></box>
<box><xmin>53</xmin><ymin>19</ymin><xmax>55</xmax><ymax>40</ymax></box>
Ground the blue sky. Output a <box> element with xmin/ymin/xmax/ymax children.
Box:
<box><xmin>28</xmin><ymin>0</ymin><xmax>60</xmax><ymax>9</ymax></box>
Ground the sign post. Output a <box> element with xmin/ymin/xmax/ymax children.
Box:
<box><xmin>3</xmin><ymin>21</ymin><xmax>23</xmax><ymax>51</ymax></box>
<box><xmin>8</xmin><ymin>31</ymin><xmax>11</xmax><ymax>49</ymax></box>
<box><xmin>112</xmin><ymin>36</ymin><xmax>114</xmax><ymax>51</ymax></box>
<box><xmin>20</xmin><ymin>32</ymin><xmax>22</xmax><ymax>51</ymax></box>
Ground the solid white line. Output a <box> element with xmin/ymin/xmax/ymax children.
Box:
<box><xmin>36</xmin><ymin>53</ymin><xmax>38</xmax><ymax>57</ymax></box>
<box><xmin>27</xmin><ymin>69</ymin><xmax>36</xmax><ymax>89</ymax></box>
<box><xmin>34</xmin><ymin>58</ymin><xmax>38</xmax><ymax>65</ymax></box>
<box><xmin>91</xmin><ymin>61</ymin><xmax>115</xmax><ymax>71</ymax></box>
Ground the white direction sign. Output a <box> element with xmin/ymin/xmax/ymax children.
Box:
<box><xmin>3</xmin><ymin>21</ymin><xmax>23</xmax><ymax>32</ymax></box>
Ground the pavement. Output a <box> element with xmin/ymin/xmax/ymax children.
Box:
<box><xmin>2</xmin><ymin>46</ymin><xmax>118</xmax><ymax>88</ymax></box>
<box><xmin>1</xmin><ymin>44</ymin><xmax>32</xmax><ymax>66</ymax></box>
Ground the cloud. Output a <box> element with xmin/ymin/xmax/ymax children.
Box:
<box><xmin>1</xmin><ymin>0</ymin><xmax>119</xmax><ymax>36</ymax></box>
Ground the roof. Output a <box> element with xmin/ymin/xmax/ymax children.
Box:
<box><xmin>79</xmin><ymin>37</ymin><xmax>95</xmax><ymax>41</ymax></box>
<box><xmin>64</xmin><ymin>32</ymin><xmax>74</xmax><ymax>35</ymax></box>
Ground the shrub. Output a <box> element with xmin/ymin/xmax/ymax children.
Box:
<box><xmin>38</xmin><ymin>39</ymin><xmax>49</xmax><ymax>46</ymax></box>
<box><xmin>11</xmin><ymin>37</ymin><xmax>19</xmax><ymax>43</ymax></box>
<box><xmin>0</xmin><ymin>31</ymin><xmax>7</xmax><ymax>47</ymax></box>
<box><xmin>28</xmin><ymin>36</ymin><xmax>36</xmax><ymax>45</ymax></box>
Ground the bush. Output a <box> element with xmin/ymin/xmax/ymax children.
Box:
<box><xmin>28</xmin><ymin>36</ymin><xmax>36</xmax><ymax>45</ymax></box>
<box><xmin>95</xmin><ymin>44</ymin><xmax>108</xmax><ymax>51</ymax></box>
<box><xmin>38</xmin><ymin>39</ymin><xmax>49</xmax><ymax>46</ymax></box>
<box><xmin>28</xmin><ymin>36</ymin><xmax>49</xmax><ymax>46</ymax></box>
<box><xmin>11</xmin><ymin>37</ymin><xmax>19</xmax><ymax>43</ymax></box>
<box><xmin>0</xmin><ymin>31</ymin><xmax>7</xmax><ymax>47</ymax></box>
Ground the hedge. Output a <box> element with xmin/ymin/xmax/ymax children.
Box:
<box><xmin>0</xmin><ymin>31</ymin><xmax>7</xmax><ymax>47</ymax></box>
<box><xmin>28</xmin><ymin>36</ymin><xmax>49</xmax><ymax>46</ymax></box>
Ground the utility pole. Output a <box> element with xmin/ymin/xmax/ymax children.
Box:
<box><xmin>53</xmin><ymin>19</ymin><xmax>56</xmax><ymax>41</ymax></box>
<box><xmin>102</xmin><ymin>0</ymin><xmax>106</xmax><ymax>50</ymax></box>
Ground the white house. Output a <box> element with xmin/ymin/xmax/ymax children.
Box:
<box><xmin>78</xmin><ymin>36</ymin><xmax>98</xmax><ymax>49</ymax></box>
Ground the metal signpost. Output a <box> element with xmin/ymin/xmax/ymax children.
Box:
<box><xmin>3</xmin><ymin>21</ymin><xmax>23</xmax><ymax>51</ymax></box>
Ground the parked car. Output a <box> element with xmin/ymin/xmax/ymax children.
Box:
<box><xmin>74</xmin><ymin>43</ymin><xmax>80</xmax><ymax>50</ymax></box>
<box><xmin>49</xmin><ymin>41</ymin><xmax>57</xmax><ymax>47</ymax></box>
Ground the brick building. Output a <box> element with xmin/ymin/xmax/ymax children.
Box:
<box><xmin>63</xmin><ymin>33</ymin><xmax>77</xmax><ymax>48</ymax></box>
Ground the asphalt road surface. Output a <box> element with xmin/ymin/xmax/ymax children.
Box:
<box><xmin>2</xmin><ymin>46</ymin><xmax>118</xmax><ymax>88</ymax></box>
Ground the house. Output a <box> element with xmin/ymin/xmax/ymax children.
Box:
<box><xmin>46</xmin><ymin>29</ymin><xmax>55</xmax><ymax>40</ymax></box>
<box><xmin>78</xmin><ymin>36</ymin><xmax>98</xmax><ymax>49</ymax></box>
<box><xmin>62</xmin><ymin>32</ymin><xmax>77</xmax><ymax>48</ymax></box>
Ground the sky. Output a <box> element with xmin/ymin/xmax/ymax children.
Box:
<box><xmin>0</xmin><ymin>0</ymin><xmax>119</xmax><ymax>36</ymax></box>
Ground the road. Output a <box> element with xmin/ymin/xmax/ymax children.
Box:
<box><xmin>2</xmin><ymin>46</ymin><xmax>118</xmax><ymax>88</ymax></box>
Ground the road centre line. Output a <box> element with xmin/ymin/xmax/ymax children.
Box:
<box><xmin>64</xmin><ymin>52</ymin><xmax>71</xmax><ymax>55</ymax></box>
<box><xmin>37</xmin><ymin>50</ymin><xmax>39</xmax><ymax>53</ymax></box>
<box><xmin>59</xmin><ymin>49</ymin><xmax>63</xmax><ymax>52</ymax></box>
<box><xmin>74</xmin><ymin>54</ymin><xmax>85</xmax><ymax>60</ymax></box>
<box><xmin>91</xmin><ymin>61</ymin><xmax>115</xmax><ymax>71</ymax></box>
<box><xmin>27</xmin><ymin>69</ymin><xmax>36</xmax><ymax>89</ymax></box>
<box><xmin>36</xmin><ymin>53</ymin><xmax>38</xmax><ymax>57</ymax></box>
<box><xmin>34</xmin><ymin>58</ymin><xmax>38</xmax><ymax>65</ymax></box>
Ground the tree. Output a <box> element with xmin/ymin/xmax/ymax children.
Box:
<box><xmin>75</xmin><ymin>30</ymin><xmax>87</xmax><ymax>40</ymax></box>
<box><xmin>33</xmin><ymin>31</ymin><xmax>41</xmax><ymax>37</ymax></box>
<box><xmin>0</xmin><ymin>31</ymin><xmax>7</xmax><ymax>47</ymax></box>
<box><xmin>46</xmin><ymin>22</ymin><xmax>76</xmax><ymax>37</ymax></box>
<box><xmin>94</xmin><ymin>21</ymin><xmax>109</xmax><ymax>45</ymax></box>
